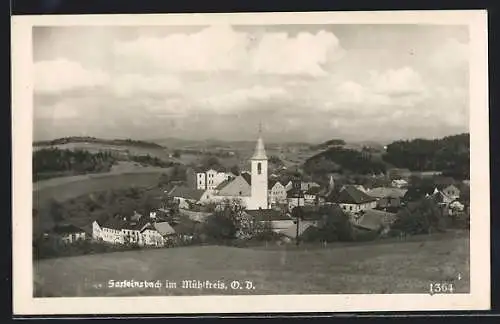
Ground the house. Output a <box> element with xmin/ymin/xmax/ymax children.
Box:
<box><xmin>92</xmin><ymin>212</ymin><xmax>175</xmax><ymax>247</ymax></box>
<box><xmin>287</xmin><ymin>188</ymin><xmax>305</xmax><ymax>209</ymax></box>
<box><xmin>436</xmin><ymin>184</ymin><xmax>461</xmax><ymax>200</ymax></box>
<box><xmin>391</xmin><ymin>179</ymin><xmax>408</xmax><ymax>189</ymax></box>
<box><xmin>140</xmin><ymin>224</ymin><xmax>166</xmax><ymax>247</ymax></box>
<box><xmin>245</xmin><ymin>209</ymin><xmax>294</xmax><ymax>233</ymax></box>
<box><xmin>167</xmin><ymin>185</ymin><xmax>207</xmax><ymax>209</ymax></box>
<box><xmin>51</xmin><ymin>224</ymin><xmax>87</xmax><ymax>244</ymax></box>
<box><xmin>327</xmin><ymin>185</ymin><xmax>377</xmax><ymax>213</ymax></box>
<box><xmin>402</xmin><ymin>185</ymin><xmax>436</xmax><ymax>203</ymax></box>
<box><xmin>366</xmin><ymin>187</ymin><xmax>407</xmax><ymax>209</ymax></box>
<box><xmin>186</xmin><ymin>166</ymin><xmax>233</xmax><ymax>190</ymax></box>
<box><xmin>352</xmin><ymin>209</ymin><xmax>398</xmax><ymax>233</ymax></box>
<box><xmin>268</xmin><ymin>180</ymin><xmax>287</xmax><ymax>205</ymax></box>
<box><xmin>304</xmin><ymin>186</ymin><xmax>321</xmax><ymax>205</ymax></box>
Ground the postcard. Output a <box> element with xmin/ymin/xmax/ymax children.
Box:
<box><xmin>12</xmin><ymin>10</ymin><xmax>490</xmax><ymax>315</ymax></box>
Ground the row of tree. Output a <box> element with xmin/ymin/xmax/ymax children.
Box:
<box><xmin>130</xmin><ymin>154</ymin><xmax>177</xmax><ymax>168</ymax></box>
<box><xmin>33</xmin><ymin>148</ymin><xmax>179</xmax><ymax>181</ymax></box>
<box><xmin>33</xmin><ymin>148</ymin><xmax>117</xmax><ymax>181</ymax></box>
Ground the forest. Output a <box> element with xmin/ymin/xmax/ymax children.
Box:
<box><xmin>33</xmin><ymin>148</ymin><xmax>118</xmax><ymax>181</ymax></box>
<box><xmin>382</xmin><ymin>133</ymin><xmax>469</xmax><ymax>180</ymax></box>
<box><xmin>33</xmin><ymin>148</ymin><xmax>178</xmax><ymax>181</ymax></box>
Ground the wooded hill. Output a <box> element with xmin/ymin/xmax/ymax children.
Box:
<box><xmin>34</xmin><ymin>136</ymin><xmax>165</xmax><ymax>149</ymax></box>
<box><xmin>303</xmin><ymin>133</ymin><xmax>469</xmax><ymax>179</ymax></box>
<box><xmin>382</xmin><ymin>133</ymin><xmax>469</xmax><ymax>180</ymax></box>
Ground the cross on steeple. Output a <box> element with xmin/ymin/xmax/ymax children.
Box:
<box><xmin>258</xmin><ymin>121</ymin><xmax>262</xmax><ymax>134</ymax></box>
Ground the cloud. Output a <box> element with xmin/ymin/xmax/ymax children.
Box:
<box><xmin>368</xmin><ymin>66</ymin><xmax>426</xmax><ymax>96</ymax></box>
<box><xmin>322</xmin><ymin>67</ymin><xmax>428</xmax><ymax>114</ymax></box>
<box><xmin>429</xmin><ymin>38</ymin><xmax>469</xmax><ymax>70</ymax></box>
<box><xmin>200</xmin><ymin>85</ymin><xmax>289</xmax><ymax>114</ymax></box>
<box><xmin>251</xmin><ymin>30</ymin><xmax>344</xmax><ymax>77</ymax></box>
<box><xmin>113</xmin><ymin>25</ymin><xmax>344</xmax><ymax>76</ymax></box>
<box><xmin>110</xmin><ymin>74</ymin><xmax>182</xmax><ymax>97</ymax></box>
<box><xmin>34</xmin><ymin>58</ymin><xmax>110</xmax><ymax>93</ymax></box>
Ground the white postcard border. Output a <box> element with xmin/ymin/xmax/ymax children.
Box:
<box><xmin>11</xmin><ymin>10</ymin><xmax>490</xmax><ymax>315</ymax></box>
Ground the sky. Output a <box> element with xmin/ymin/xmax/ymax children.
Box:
<box><xmin>33</xmin><ymin>24</ymin><xmax>469</xmax><ymax>144</ymax></box>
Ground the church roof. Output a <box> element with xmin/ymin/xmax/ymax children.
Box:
<box><xmin>251</xmin><ymin>136</ymin><xmax>267</xmax><ymax>160</ymax></box>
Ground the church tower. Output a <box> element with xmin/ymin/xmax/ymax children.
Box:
<box><xmin>248</xmin><ymin>124</ymin><xmax>268</xmax><ymax>210</ymax></box>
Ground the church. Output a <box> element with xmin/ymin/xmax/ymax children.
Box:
<box><xmin>194</xmin><ymin>129</ymin><xmax>270</xmax><ymax>210</ymax></box>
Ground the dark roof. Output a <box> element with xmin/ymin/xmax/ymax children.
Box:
<box><xmin>215</xmin><ymin>179</ymin><xmax>232</xmax><ymax>190</ymax></box>
<box><xmin>335</xmin><ymin>186</ymin><xmax>377</xmax><ymax>204</ymax></box>
<box><xmin>168</xmin><ymin>185</ymin><xmax>205</xmax><ymax>201</ymax></box>
<box><xmin>403</xmin><ymin>186</ymin><xmax>435</xmax><ymax>201</ymax></box>
<box><xmin>241</xmin><ymin>173</ymin><xmax>252</xmax><ymax>185</ymax></box>
<box><xmin>268</xmin><ymin>179</ymin><xmax>278</xmax><ymax>188</ymax></box>
<box><xmin>436</xmin><ymin>183</ymin><xmax>460</xmax><ymax>191</ymax></box>
<box><xmin>305</xmin><ymin>186</ymin><xmax>321</xmax><ymax>195</ymax></box>
<box><xmin>246</xmin><ymin>209</ymin><xmax>291</xmax><ymax>221</ymax></box>
<box><xmin>287</xmin><ymin>188</ymin><xmax>304</xmax><ymax>198</ymax></box>
<box><xmin>52</xmin><ymin>224</ymin><xmax>85</xmax><ymax>234</ymax></box>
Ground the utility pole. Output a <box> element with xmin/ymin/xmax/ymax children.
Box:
<box><xmin>295</xmin><ymin>210</ymin><xmax>300</xmax><ymax>246</ymax></box>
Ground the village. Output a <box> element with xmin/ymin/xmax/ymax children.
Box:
<box><xmin>43</xmin><ymin>130</ymin><xmax>470</xmax><ymax>252</ymax></box>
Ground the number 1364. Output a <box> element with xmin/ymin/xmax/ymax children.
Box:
<box><xmin>429</xmin><ymin>282</ymin><xmax>455</xmax><ymax>295</ymax></box>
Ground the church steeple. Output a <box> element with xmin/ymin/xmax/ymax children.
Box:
<box><xmin>248</xmin><ymin>122</ymin><xmax>268</xmax><ymax>210</ymax></box>
<box><xmin>251</xmin><ymin>122</ymin><xmax>267</xmax><ymax>160</ymax></box>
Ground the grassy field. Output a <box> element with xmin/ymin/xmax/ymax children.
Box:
<box><xmin>34</xmin><ymin>232</ymin><xmax>469</xmax><ymax>297</ymax></box>
<box><xmin>33</xmin><ymin>170</ymin><xmax>170</xmax><ymax>232</ymax></box>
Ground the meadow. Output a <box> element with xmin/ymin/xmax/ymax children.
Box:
<box><xmin>34</xmin><ymin>231</ymin><xmax>469</xmax><ymax>297</ymax></box>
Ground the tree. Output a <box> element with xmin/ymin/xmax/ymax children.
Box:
<box><xmin>391</xmin><ymin>198</ymin><xmax>443</xmax><ymax>235</ymax></box>
<box><xmin>201</xmin><ymin>156</ymin><xmax>222</xmax><ymax>170</ymax></box>
<box><xmin>158</xmin><ymin>173</ymin><xmax>170</xmax><ymax>187</ymax></box>
<box><xmin>230</xmin><ymin>165</ymin><xmax>240</xmax><ymax>176</ymax></box>
<box><xmin>47</xmin><ymin>199</ymin><xmax>64</xmax><ymax>223</ymax></box>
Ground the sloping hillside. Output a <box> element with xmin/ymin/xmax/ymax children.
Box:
<box><xmin>34</xmin><ymin>232</ymin><xmax>469</xmax><ymax>297</ymax></box>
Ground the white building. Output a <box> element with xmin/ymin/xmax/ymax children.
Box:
<box><xmin>247</xmin><ymin>131</ymin><xmax>269</xmax><ymax>210</ymax></box>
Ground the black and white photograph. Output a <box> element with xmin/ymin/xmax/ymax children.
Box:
<box><xmin>12</xmin><ymin>10</ymin><xmax>489</xmax><ymax>315</ymax></box>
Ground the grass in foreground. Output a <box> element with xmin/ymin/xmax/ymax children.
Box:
<box><xmin>34</xmin><ymin>232</ymin><xmax>470</xmax><ymax>297</ymax></box>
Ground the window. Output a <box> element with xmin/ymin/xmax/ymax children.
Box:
<box><xmin>257</xmin><ymin>163</ymin><xmax>262</xmax><ymax>175</ymax></box>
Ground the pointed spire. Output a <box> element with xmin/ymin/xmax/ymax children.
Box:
<box><xmin>251</xmin><ymin>122</ymin><xmax>267</xmax><ymax>160</ymax></box>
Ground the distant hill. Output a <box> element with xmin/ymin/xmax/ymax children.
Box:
<box><xmin>382</xmin><ymin>133</ymin><xmax>469</xmax><ymax>180</ymax></box>
<box><xmin>34</xmin><ymin>136</ymin><xmax>165</xmax><ymax>149</ymax></box>
<box><xmin>303</xmin><ymin>146</ymin><xmax>387</xmax><ymax>176</ymax></box>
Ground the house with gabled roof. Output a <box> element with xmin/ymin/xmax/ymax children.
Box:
<box><xmin>245</xmin><ymin>209</ymin><xmax>295</xmax><ymax>234</ymax></box>
<box><xmin>167</xmin><ymin>185</ymin><xmax>207</xmax><ymax>209</ymax></box>
<box><xmin>327</xmin><ymin>185</ymin><xmax>377</xmax><ymax>213</ymax></box>
<box><xmin>268</xmin><ymin>179</ymin><xmax>287</xmax><ymax>205</ymax></box>
<box><xmin>352</xmin><ymin>209</ymin><xmax>398</xmax><ymax>233</ymax></box>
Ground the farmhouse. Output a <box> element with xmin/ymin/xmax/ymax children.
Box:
<box><xmin>91</xmin><ymin>212</ymin><xmax>177</xmax><ymax>247</ymax></box>
<box><xmin>436</xmin><ymin>183</ymin><xmax>461</xmax><ymax>200</ymax></box>
<box><xmin>366</xmin><ymin>187</ymin><xmax>407</xmax><ymax>209</ymax></box>
<box><xmin>167</xmin><ymin>185</ymin><xmax>206</xmax><ymax>209</ymax></box>
<box><xmin>327</xmin><ymin>185</ymin><xmax>377</xmax><ymax>213</ymax></box>
<box><xmin>245</xmin><ymin>209</ymin><xmax>294</xmax><ymax>233</ymax></box>
<box><xmin>51</xmin><ymin>224</ymin><xmax>87</xmax><ymax>244</ymax></box>
<box><xmin>352</xmin><ymin>209</ymin><xmax>398</xmax><ymax>233</ymax></box>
